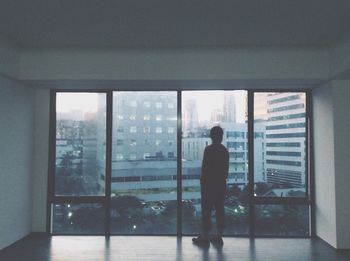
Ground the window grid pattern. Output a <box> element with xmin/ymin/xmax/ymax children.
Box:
<box><xmin>49</xmin><ymin>90</ymin><xmax>312</xmax><ymax>237</ymax></box>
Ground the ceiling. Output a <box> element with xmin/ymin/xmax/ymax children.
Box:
<box><xmin>1</xmin><ymin>0</ymin><xmax>350</xmax><ymax>48</ymax></box>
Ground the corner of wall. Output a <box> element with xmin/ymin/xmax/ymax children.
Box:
<box><xmin>32</xmin><ymin>89</ymin><xmax>50</xmax><ymax>232</ymax></box>
<box><xmin>0</xmin><ymin>75</ymin><xmax>34</xmax><ymax>249</ymax></box>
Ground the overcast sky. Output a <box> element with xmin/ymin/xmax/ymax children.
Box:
<box><xmin>57</xmin><ymin>91</ymin><xmax>247</xmax><ymax>123</ymax></box>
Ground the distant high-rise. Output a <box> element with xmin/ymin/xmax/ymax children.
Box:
<box><xmin>223</xmin><ymin>94</ymin><xmax>236</xmax><ymax>123</ymax></box>
<box><xmin>183</xmin><ymin>99</ymin><xmax>199</xmax><ymax>136</ymax></box>
<box><xmin>211</xmin><ymin>108</ymin><xmax>223</xmax><ymax>123</ymax></box>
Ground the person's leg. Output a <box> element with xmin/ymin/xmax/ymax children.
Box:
<box><xmin>215</xmin><ymin>195</ymin><xmax>225</xmax><ymax>237</ymax></box>
<box><xmin>211</xmin><ymin>184</ymin><xmax>226</xmax><ymax>245</ymax></box>
<box><xmin>193</xmin><ymin>184</ymin><xmax>211</xmax><ymax>246</ymax></box>
<box><xmin>201</xmin><ymin>185</ymin><xmax>212</xmax><ymax>237</ymax></box>
<box><xmin>201</xmin><ymin>193</ymin><xmax>212</xmax><ymax>237</ymax></box>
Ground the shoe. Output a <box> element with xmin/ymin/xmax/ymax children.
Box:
<box><xmin>210</xmin><ymin>236</ymin><xmax>224</xmax><ymax>246</ymax></box>
<box><xmin>192</xmin><ymin>235</ymin><xmax>210</xmax><ymax>247</ymax></box>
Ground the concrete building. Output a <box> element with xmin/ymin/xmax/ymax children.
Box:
<box><xmin>265</xmin><ymin>93</ymin><xmax>306</xmax><ymax>188</ymax></box>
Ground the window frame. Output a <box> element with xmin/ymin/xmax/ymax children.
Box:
<box><xmin>47</xmin><ymin>88</ymin><xmax>313</xmax><ymax>238</ymax></box>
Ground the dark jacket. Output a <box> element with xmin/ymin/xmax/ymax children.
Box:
<box><xmin>200</xmin><ymin>143</ymin><xmax>229</xmax><ymax>186</ymax></box>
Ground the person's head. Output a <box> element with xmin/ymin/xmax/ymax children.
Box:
<box><xmin>210</xmin><ymin>126</ymin><xmax>223</xmax><ymax>144</ymax></box>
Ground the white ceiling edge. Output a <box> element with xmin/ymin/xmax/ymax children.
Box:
<box><xmin>3</xmin><ymin>33</ymin><xmax>350</xmax><ymax>88</ymax></box>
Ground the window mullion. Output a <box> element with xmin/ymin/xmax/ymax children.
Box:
<box><xmin>248</xmin><ymin>90</ymin><xmax>255</xmax><ymax>238</ymax></box>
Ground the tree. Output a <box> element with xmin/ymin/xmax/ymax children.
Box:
<box><xmin>56</xmin><ymin>152</ymin><xmax>85</xmax><ymax>195</ymax></box>
<box><xmin>227</xmin><ymin>184</ymin><xmax>241</xmax><ymax>197</ymax></box>
<box><xmin>111</xmin><ymin>195</ymin><xmax>143</xmax><ymax>212</ymax></box>
<box><xmin>110</xmin><ymin>195</ymin><xmax>145</xmax><ymax>233</ymax></box>
<box><xmin>255</xmin><ymin>182</ymin><xmax>270</xmax><ymax>196</ymax></box>
<box><xmin>70</xmin><ymin>205</ymin><xmax>104</xmax><ymax>232</ymax></box>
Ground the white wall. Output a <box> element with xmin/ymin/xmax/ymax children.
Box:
<box><xmin>312</xmin><ymin>84</ymin><xmax>337</xmax><ymax>248</ymax></box>
<box><xmin>32</xmin><ymin>89</ymin><xmax>50</xmax><ymax>232</ymax></box>
<box><xmin>332</xmin><ymin>82</ymin><xmax>350</xmax><ymax>249</ymax></box>
<box><xmin>0</xmin><ymin>75</ymin><xmax>34</xmax><ymax>250</ymax></box>
<box><xmin>313</xmin><ymin>82</ymin><xmax>350</xmax><ymax>249</ymax></box>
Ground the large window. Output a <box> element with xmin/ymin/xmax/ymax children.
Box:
<box><xmin>49</xmin><ymin>90</ymin><xmax>311</xmax><ymax>237</ymax></box>
<box><xmin>254</xmin><ymin>92</ymin><xmax>307</xmax><ymax>197</ymax></box>
<box><xmin>253</xmin><ymin>92</ymin><xmax>310</xmax><ymax>237</ymax></box>
<box><xmin>182</xmin><ymin>91</ymin><xmax>249</xmax><ymax>236</ymax></box>
<box><xmin>111</xmin><ymin>92</ymin><xmax>177</xmax><ymax>234</ymax></box>
<box><xmin>55</xmin><ymin>93</ymin><xmax>106</xmax><ymax>196</ymax></box>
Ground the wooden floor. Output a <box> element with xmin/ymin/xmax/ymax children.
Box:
<box><xmin>1</xmin><ymin>234</ymin><xmax>350</xmax><ymax>261</ymax></box>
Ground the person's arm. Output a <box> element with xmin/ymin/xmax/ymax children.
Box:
<box><xmin>200</xmin><ymin>147</ymin><xmax>208</xmax><ymax>181</ymax></box>
<box><xmin>224</xmin><ymin>149</ymin><xmax>229</xmax><ymax>180</ymax></box>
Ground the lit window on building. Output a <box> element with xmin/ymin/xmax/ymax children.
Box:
<box><xmin>129</xmin><ymin>115</ymin><xmax>136</xmax><ymax>120</ymax></box>
<box><xmin>116</xmin><ymin>154</ymin><xmax>124</xmax><ymax>161</ymax></box>
<box><xmin>156</xmin><ymin>115</ymin><xmax>162</xmax><ymax>121</ymax></box>
<box><xmin>155</xmin><ymin>102</ymin><xmax>162</xmax><ymax>108</ymax></box>
<box><xmin>168</xmin><ymin>127</ymin><xmax>174</xmax><ymax>133</ymax></box>
<box><xmin>155</xmin><ymin>140</ymin><xmax>162</xmax><ymax>146</ymax></box>
<box><xmin>130</xmin><ymin>126</ymin><xmax>137</xmax><ymax>133</ymax></box>
<box><xmin>156</xmin><ymin>127</ymin><xmax>162</xmax><ymax>133</ymax></box>
<box><xmin>143</xmin><ymin>101</ymin><xmax>151</xmax><ymax>107</ymax></box>
<box><xmin>143</xmin><ymin>115</ymin><xmax>150</xmax><ymax>120</ymax></box>
<box><xmin>130</xmin><ymin>139</ymin><xmax>136</xmax><ymax>146</ymax></box>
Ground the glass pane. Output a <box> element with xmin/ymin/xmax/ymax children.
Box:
<box><xmin>55</xmin><ymin>93</ymin><xmax>106</xmax><ymax>196</ymax></box>
<box><xmin>255</xmin><ymin>204</ymin><xmax>310</xmax><ymax>236</ymax></box>
<box><xmin>52</xmin><ymin>203</ymin><xmax>105</xmax><ymax>234</ymax></box>
<box><xmin>111</xmin><ymin>92</ymin><xmax>177</xmax><ymax>234</ymax></box>
<box><xmin>254</xmin><ymin>93</ymin><xmax>306</xmax><ymax>197</ymax></box>
<box><xmin>182</xmin><ymin>91</ymin><xmax>249</xmax><ymax>235</ymax></box>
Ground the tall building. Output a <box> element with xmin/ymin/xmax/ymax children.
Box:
<box><xmin>210</xmin><ymin>108</ymin><xmax>223</xmax><ymax>123</ymax></box>
<box><xmin>97</xmin><ymin>92</ymin><xmax>178</xmax><ymax>202</ymax></box>
<box><xmin>183</xmin><ymin>99</ymin><xmax>199</xmax><ymax>137</ymax></box>
<box><xmin>223</xmin><ymin>93</ymin><xmax>237</xmax><ymax>123</ymax></box>
<box><xmin>265</xmin><ymin>93</ymin><xmax>306</xmax><ymax>188</ymax></box>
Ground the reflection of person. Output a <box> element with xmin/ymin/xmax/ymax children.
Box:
<box><xmin>193</xmin><ymin>126</ymin><xmax>229</xmax><ymax>247</ymax></box>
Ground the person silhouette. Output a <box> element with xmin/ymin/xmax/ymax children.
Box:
<box><xmin>192</xmin><ymin>126</ymin><xmax>229</xmax><ymax>247</ymax></box>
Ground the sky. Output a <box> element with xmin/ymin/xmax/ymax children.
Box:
<box><xmin>56</xmin><ymin>93</ymin><xmax>100</xmax><ymax>113</ymax></box>
<box><xmin>56</xmin><ymin>91</ymin><xmax>247</xmax><ymax>123</ymax></box>
<box><xmin>182</xmin><ymin>90</ymin><xmax>247</xmax><ymax>123</ymax></box>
